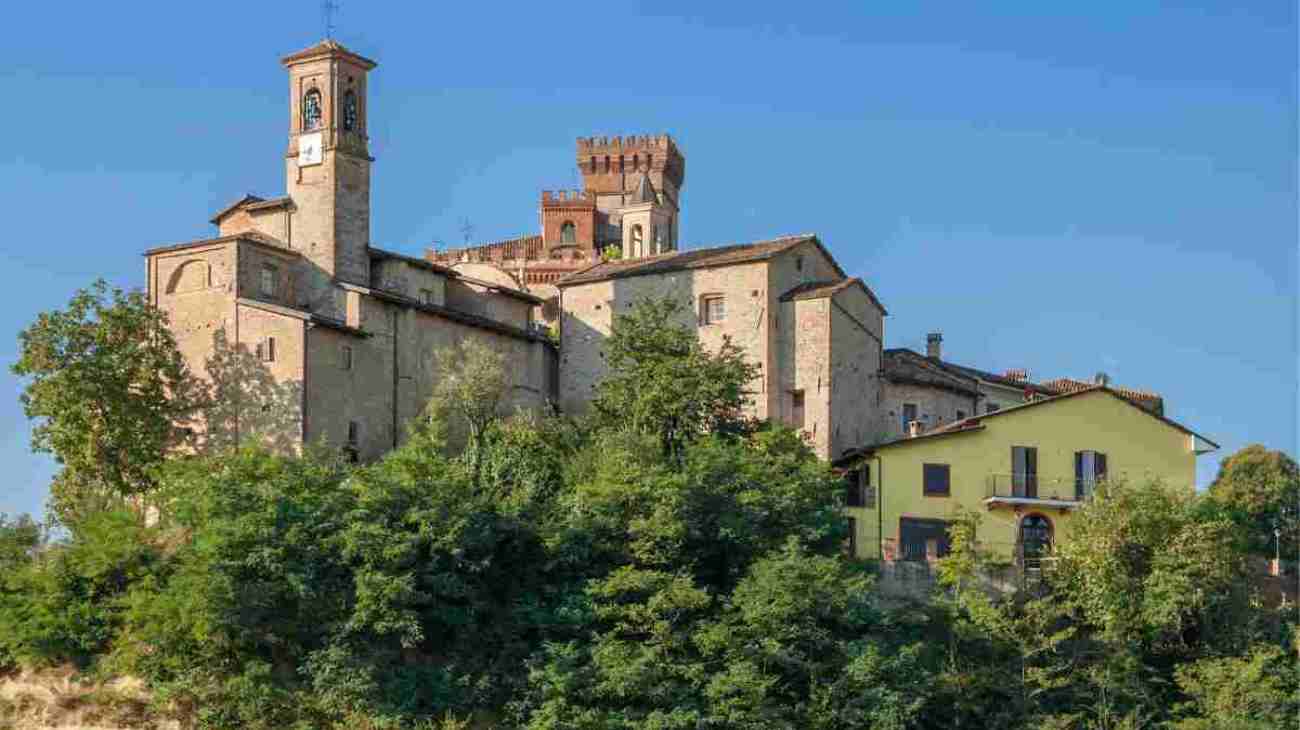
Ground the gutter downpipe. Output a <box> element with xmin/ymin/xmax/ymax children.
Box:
<box><xmin>876</xmin><ymin>453</ymin><xmax>884</xmax><ymax>561</ymax></box>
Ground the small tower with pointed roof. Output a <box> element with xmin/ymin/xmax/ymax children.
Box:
<box><xmin>281</xmin><ymin>39</ymin><xmax>377</xmax><ymax>314</ymax></box>
<box><xmin>619</xmin><ymin>172</ymin><xmax>676</xmax><ymax>258</ymax></box>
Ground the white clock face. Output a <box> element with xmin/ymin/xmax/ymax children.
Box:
<box><xmin>298</xmin><ymin>132</ymin><xmax>323</xmax><ymax>167</ymax></box>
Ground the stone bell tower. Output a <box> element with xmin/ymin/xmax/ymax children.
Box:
<box><xmin>281</xmin><ymin>40</ymin><xmax>376</xmax><ymax>308</ymax></box>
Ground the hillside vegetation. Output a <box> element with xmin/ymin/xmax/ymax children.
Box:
<box><xmin>2</xmin><ymin>288</ymin><xmax>1296</xmax><ymax>729</ymax></box>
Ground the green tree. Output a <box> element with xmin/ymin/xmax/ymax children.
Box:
<box><xmin>428</xmin><ymin>338</ymin><xmax>512</xmax><ymax>482</ymax></box>
<box><xmin>593</xmin><ymin>297</ymin><xmax>759</xmax><ymax>461</ymax></box>
<box><xmin>12</xmin><ymin>279</ymin><xmax>206</xmax><ymax>525</ymax></box>
<box><xmin>1207</xmin><ymin>444</ymin><xmax>1300</xmax><ymax>558</ymax></box>
<box><xmin>1169</xmin><ymin>644</ymin><xmax>1299</xmax><ymax>729</ymax></box>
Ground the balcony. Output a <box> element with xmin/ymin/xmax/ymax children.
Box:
<box><xmin>984</xmin><ymin>473</ymin><xmax>1092</xmax><ymax>510</ymax></box>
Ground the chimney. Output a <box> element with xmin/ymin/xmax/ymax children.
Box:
<box><xmin>926</xmin><ymin>332</ymin><xmax>943</xmax><ymax>359</ymax></box>
<box><xmin>1003</xmin><ymin>368</ymin><xmax>1029</xmax><ymax>383</ymax></box>
<box><xmin>1094</xmin><ymin>372</ymin><xmax>1110</xmax><ymax>386</ymax></box>
<box><xmin>907</xmin><ymin>420</ymin><xmax>923</xmax><ymax>438</ymax></box>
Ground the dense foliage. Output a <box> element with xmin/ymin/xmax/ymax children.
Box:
<box><xmin>3</xmin><ymin>296</ymin><xmax>1296</xmax><ymax>728</ymax></box>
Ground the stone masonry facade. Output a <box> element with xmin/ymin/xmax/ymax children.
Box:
<box><xmin>151</xmin><ymin>38</ymin><xmax>1167</xmax><ymax>467</ymax></box>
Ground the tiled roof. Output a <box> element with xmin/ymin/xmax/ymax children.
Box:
<box><xmin>780</xmin><ymin>277</ymin><xmax>888</xmax><ymax>316</ymax></box>
<box><xmin>556</xmin><ymin>234</ymin><xmax>818</xmax><ymax>286</ymax></box>
<box><xmin>882</xmin><ymin>349</ymin><xmax>980</xmax><ymax>396</ymax></box>
<box><xmin>369</xmin><ymin>247</ymin><xmax>456</xmax><ymax>274</ymax></box>
<box><xmin>836</xmin><ymin>385</ymin><xmax>1216</xmax><ymax>464</ymax></box>
<box><xmin>209</xmin><ymin>194</ymin><xmax>292</xmax><ymax>224</ymax></box>
<box><xmin>427</xmin><ymin>234</ymin><xmax>546</xmax><ymax>264</ymax></box>
<box><xmin>281</xmin><ymin>39</ymin><xmax>377</xmax><ymax>69</ymax></box>
<box><xmin>142</xmin><ymin>232</ymin><xmax>293</xmax><ymax>257</ymax></box>
<box><xmin>1041</xmin><ymin>377</ymin><xmax>1162</xmax><ymax>406</ymax></box>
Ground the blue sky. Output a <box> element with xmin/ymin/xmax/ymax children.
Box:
<box><xmin>1</xmin><ymin>2</ymin><xmax>1295</xmax><ymax>517</ymax></box>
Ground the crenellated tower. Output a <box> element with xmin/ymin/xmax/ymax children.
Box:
<box><xmin>576</xmin><ymin>135</ymin><xmax>685</xmax><ymax>255</ymax></box>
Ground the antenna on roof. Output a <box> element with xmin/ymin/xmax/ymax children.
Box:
<box><xmin>322</xmin><ymin>0</ymin><xmax>339</xmax><ymax>40</ymax></box>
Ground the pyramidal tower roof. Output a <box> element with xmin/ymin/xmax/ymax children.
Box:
<box><xmin>281</xmin><ymin>39</ymin><xmax>377</xmax><ymax>69</ymax></box>
<box><xmin>631</xmin><ymin>172</ymin><xmax>657</xmax><ymax>204</ymax></box>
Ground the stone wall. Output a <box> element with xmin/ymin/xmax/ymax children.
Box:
<box><xmin>558</xmin><ymin>262</ymin><xmax>769</xmax><ymax>417</ymax></box>
<box><xmin>881</xmin><ymin>381</ymin><xmax>979</xmax><ymax>440</ymax></box>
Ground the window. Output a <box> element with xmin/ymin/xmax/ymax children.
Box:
<box><xmin>256</xmin><ymin>337</ymin><xmax>276</xmax><ymax>363</ymax></box>
<box><xmin>347</xmin><ymin>421</ymin><xmax>359</xmax><ymax>447</ymax></box>
<box><xmin>844</xmin><ymin>467</ymin><xmax>864</xmax><ymax>507</ymax></box>
<box><xmin>1019</xmin><ymin>514</ymin><xmax>1053</xmax><ymax>565</ymax></box>
<box><xmin>701</xmin><ymin>295</ymin><xmax>726</xmax><ymax>325</ymax></box>
<box><xmin>1012</xmin><ymin>446</ymin><xmax>1038</xmax><ymax>498</ymax></box>
<box><xmin>956</xmin><ymin>410</ymin><xmax>966</xmax><ymax>420</ymax></box>
<box><xmin>341</xmin><ymin>345</ymin><xmax>353</xmax><ymax>371</ymax></box>
<box><xmin>900</xmin><ymin>517</ymin><xmax>951</xmax><ymax>561</ymax></box>
<box><xmin>862</xmin><ymin>464</ymin><xmax>876</xmax><ymax>509</ymax></box>
<box><xmin>795</xmin><ymin>255</ymin><xmax>804</xmax><ymax>272</ymax></box>
<box><xmin>342</xmin><ymin>89</ymin><xmax>357</xmax><ymax>131</ymax></box>
<box><xmin>902</xmin><ymin>402</ymin><xmax>918</xmax><ymax>432</ymax></box>
<box><xmin>260</xmin><ymin>264</ymin><xmax>278</xmax><ymax>298</ymax></box>
<box><xmin>302</xmin><ymin>88</ymin><xmax>322</xmax><ymax>131</ymax></box>
<box><xmin>923</xmin><ymin>463</ymin><xmax>950</xmax><ymax>496</ymax></box>
<box><xmin>985</xmin><ymin>402</ymin><xmax>1000</xmax><ymax>414</ymax></box>
<box><xmin>560</xmin><ymin>221</ymin><xmax>576</xmax><ymax>243</ymax></box>
<box><xmin>846</xmin><ymin>516</ymin><xmax>858</xmax><ymax>558</ymax></box>
<box><xmin>420</xmin><ymin>288</ymin><xmax>435</xmax><ymax>306</ymax></box>
<box><xmin>790</xmin><ymin>390</ymin><xmax>805</xmax><ymax>430</ymax></box>
<box><xmin>1074</xmin><ymin>451</ymin><xmax>1108</xmax><ymax>499</ymax></box>
<box><xmin>630</xmin><ymin>224</ymin><xmax>643</xmax><ymax>254</ymax></box>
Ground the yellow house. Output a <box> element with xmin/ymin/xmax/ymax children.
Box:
<box><xmin>834</xmin><ymin>386</ymin><xmax>1218</xmax><ymax>564</ymax></box>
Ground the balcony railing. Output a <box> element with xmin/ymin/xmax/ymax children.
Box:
<box><xmin>985</xmin><ymin>473</ymin><xmax>1094</xmax><ymax>503</ymax></box>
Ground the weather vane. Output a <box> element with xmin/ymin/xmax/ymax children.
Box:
<box><xmin>322</xmin><ymin>0</ymin><xmax>338</xmax><ymax>39</ymax></box>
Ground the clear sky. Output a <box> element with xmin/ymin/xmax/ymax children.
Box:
<box><xmin>1</xmin><ymin>2</ymin><xmax>1295</xmax><ymax>518</ymax></box>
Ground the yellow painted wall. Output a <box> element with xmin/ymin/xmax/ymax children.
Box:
<box><xmin>846</xmin><ymin>389</ymin><xmax>1200</xmax><ymax>560</ymax></box>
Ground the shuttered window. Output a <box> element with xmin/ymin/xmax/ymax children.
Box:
<box><xmin>923</xmin><ymin>463</ymin><xmax>950</xmax><ymax>496</ymax></box>
<box><xmin>1075</xmin><ymin>451</ymin><xmax>1108</xmax><ymax>499</ymax></box>
<box><xmin>1012</xmin><ymin>446</ymin><xmax>1038</xmax><ymax>497</ymax></box>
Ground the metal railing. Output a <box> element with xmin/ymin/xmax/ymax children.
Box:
<box><xmin>985</xmin><ymin>473</ymin><xmax>1093</xmax><ymax>502</ymax></box>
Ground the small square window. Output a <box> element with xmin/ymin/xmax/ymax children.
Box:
<box><xmin>701</xmin><ymin>295</ymin><xmax>726</xmax><ymax>325</ymax></box>
<box><xmin>923</xmin><ymin>463</ymin><xmax>951</xmax><ymax>496</ymax></box>
<box><xmin>260</xmin><ymin>264</ymin><xmax>278</xmax><ymax>298</ymax></box>
<box><xmin>956</xmin><ymin>410</ymin><xmax>966</xmax><ymax>420</ymax></box>
<box><xmin>420</xmin><ymin>288</ymin><xmax>434</xmax><ymax>306</ymax></box>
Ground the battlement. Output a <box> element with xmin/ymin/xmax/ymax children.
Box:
<box><xmin>541</xmin><ymin>190</ymin><xmax>596</xmax><ymax>206</ymax></box>
<box><xmin>576</xmin><ymin>133</ymin><xmax>685</xmax><ymax>195</ymax></box>
<box><xmin>576</xmin><ymin>134</ymin><xmax>678</xmax><ymax>154</ymax></box>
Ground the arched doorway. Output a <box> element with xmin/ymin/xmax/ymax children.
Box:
<box><xmin>1019</xmin><ymin>513</ymin><xmax>1053</xmax><ymax>569</ymax></box>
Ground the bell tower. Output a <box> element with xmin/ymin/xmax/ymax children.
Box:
<box><xmin>281</xmin><ymin>40</ymin><xmax>376</xmax><ymax>306</ymax></box>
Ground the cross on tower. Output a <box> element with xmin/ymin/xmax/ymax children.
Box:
<box><xmin>322</xmin><ymin>0</ymin><xmax>339</xmax><ymax>39</ymax></box>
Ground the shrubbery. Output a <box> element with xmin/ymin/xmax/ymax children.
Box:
<box><xmin>2</xmin><ymin>292</ymin><xmax>1296</xmax><ymax>728</ymax></box>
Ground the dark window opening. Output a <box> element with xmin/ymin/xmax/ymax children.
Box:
<box><xmin>900</xmin><ymin>517</ymin><xmax>951</xmax><ymax>561</ymax></box>
<box><xmin>923</xmin><ymin>463</ymin><xmax>950</xmax><ymax>496</ymax></box>
<box><xmin>342</xmin><ymin>89</ymin><xmax>358</xmax><ymax>131</ymax></box>
<box><xmin>1012</xmin><ymin>446</ymin><xmax>1038</xmax><ymax>498</ymax></box>
<box><xmin>302</xmin><ymin>89</ymin><xmax>322</xmax><ymax>131</ymax></box>
<box><xmin>1074</xmin><ymin>450</ymin><xmax>1108</xmax><ymax>499</ymax></box>
<box><xmin>846</xmin><ymin>516</ymin><xmax>858</xmax><ymax>558</ymax></box>
<box><xmin>560</xmin><ymin>221</ymin><xmax>576</xmax><ymax>243</ymax></box>
<box><xmin>790</xmin><ymin>390</ymin><xmax>805</xmax><ymax>430</ymax></box>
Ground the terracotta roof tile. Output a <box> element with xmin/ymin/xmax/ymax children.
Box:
<box><xmin>209</xmin><ymin>194</ymin><xmax>292</xmax><ymax>224</ymax></box>
<box><xmin>556</xmin><ymin>234</ymin><xmax>817</xmax><ymax>286</ymax></box>
<box><xmin>142</xmin><ymin>232</ymin><xmax>293</xmax><ymax>257</ymax></box>
<box><xmin>281</xmin><ymin>39</ymin><xmax>377</xmax><ymax>69</ymax></box>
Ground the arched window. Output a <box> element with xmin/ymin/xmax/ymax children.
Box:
<box><xmin>302</xmin><ymin>89</ymin><xmax>323</xmax><ymax>131</ymax></box>
<box><xmin>560</xmin><ymin>221</ymin><xmax>576</xmax><ymax>243</ymax></box>
<box><xmin>1019</xmin><ymin>514</ymin><xmax>1053</xmax><ymax>566</ymax></box>
<box><xmin>342</xmin><ymin>90</ymin><xmax>358</xmax><ymax>131</ymax></box>
<box><xmin>630</xmin><ymin>224</ymin><xmax>643</xmax><ymax>255</ymax></box>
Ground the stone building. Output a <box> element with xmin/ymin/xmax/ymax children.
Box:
<box><xmin>427</xmin><ymin>135</ymin><xmax>686</xmax><ymax>327</ymax></box>
<box><xmin>555</xmin><ymin>235</ymin><xmax>888</xmax><ymax>460</ymax></box>
<box><xmin>880</xmin><ymin>331</ymin><xmax>1165</xmax><ymax>441</ymax></box>
<box><xmin>144</xmin><ymin>40</ymin><xmax>557</xmax><ymax>461</ymax></box>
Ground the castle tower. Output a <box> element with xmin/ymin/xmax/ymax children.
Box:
<box><xmin>576</xmin><ymin>135</ymin><xmax>684</xmax><ymax>254</ymax></box>
<box><xmin>281</xmin><ymin>40</ymin><xmax>376</xmax><ymax>307</ymax></box>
